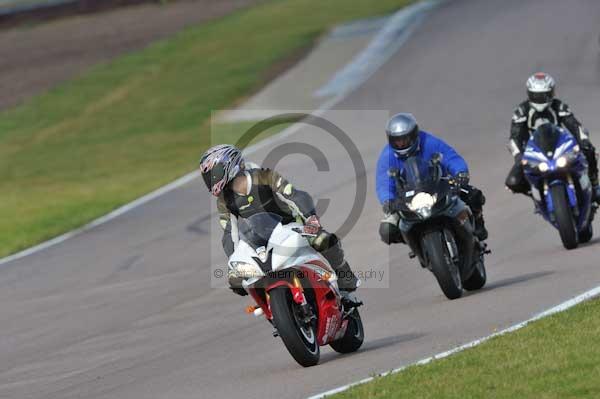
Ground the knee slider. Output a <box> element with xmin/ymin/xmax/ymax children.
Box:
<box><xmin>581</xmin><ymin>139</ymin><xmax>594</xmax><ymax>152</ymax></box>
<box><xmin>314</xmin><ymin>231</ymin><xmax>345</xmax><ymax>267</ymax></box>
<box><xmin>379</xmin><ymin>222</ymin><xmax>403</xmax><ymax>244</ymax></box>
<box><xmin>469</xmin><ymin>188</ymin><xmax>485</xmax><ymax>207</ymax></box>
<box><xmin>312</xmin><ymin>230</ymin><xmax>335</xmax><ymax>252</ymax></box>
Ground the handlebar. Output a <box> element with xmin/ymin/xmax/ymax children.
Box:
<box><xmin>291</xmin><ymin>227</ymin><xmax>317</xmax><ymax>237</ymax></box>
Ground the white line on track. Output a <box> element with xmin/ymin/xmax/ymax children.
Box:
<box><xmin>315</xmin><ymin>0</ymin><xmax>441</xmax><ymax>98</ymax></box>
<box><xmin>0</xmin><ymin>0</ymin><xmax>440</xmax><ymax>267</ymax></box>
<box><xmin>307</xmin><ymin>285</ymin><xmax>600</xmax><ymax>399</ymax></box>
<box><xmin>0</xmin><ymin>171</ymin><xmax>200</xmax><ymax>266</ymax></box>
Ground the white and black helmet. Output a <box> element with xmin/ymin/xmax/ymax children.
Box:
<box><xmin>386</xmin><ymin>113</ymin><xmax>420</xmax><ymax>158</ymax></box>
<box><xmin>526</xmin><ymin>72</ymin><xmax>556</xmax><ymax>112</ymax></box>
<box><xmin>199</xmin><ymin>144</ymin><xmax>244</xmax><ymax>196</ymax></box>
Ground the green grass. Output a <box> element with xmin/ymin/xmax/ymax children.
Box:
<box><xmin>0</xmin><ymin>0</ymin><xmax>414</xmax><ymax>258</ymax></box>
<box><xmin>334</xmin><ymin>298</ymin><xmax>600</xmax><ymax>399</ymax></box>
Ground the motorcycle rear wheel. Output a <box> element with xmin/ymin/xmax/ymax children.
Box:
<box><xmin>329</xmin><ymin>308</ymin><xmax>364</xmax><ymax>353</ymax></box>
<box><xmin>463</xmin><ymin>259</ymin><xmax>487</xmax><ymax>291</ymax></box>
<box><xmin>550</xmin><ymin>185</ymin><xmax>578</xmax><ymax>249</ymax></box>
<box><xmin>270</xmin><ymin>287</ymin><xmax>320</xmax><ymax>367</ymax></box>
<box><xmin>579</xmin><ymin>221</ymin><xmax>593</xmax><ymax>243</ymax></box>
<box><xmin>422</xmin><ymin>230</ymin><xmax>463</xmax><ymax>300</ymax></box>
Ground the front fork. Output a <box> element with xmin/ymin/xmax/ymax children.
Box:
<box><xmin>544</xmin><ymin>175</ymin><xmax>579</xmax><ymax>220</ymax></box>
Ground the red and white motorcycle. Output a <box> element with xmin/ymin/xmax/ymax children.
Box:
<box><xmin>228</xmin><ymin>212</ymin><xmax>364</xmax><ymax>367</ymax></box>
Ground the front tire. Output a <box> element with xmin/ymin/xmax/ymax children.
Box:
<box><xmin>270</xmin><ymin>287</ymin><xmax>320</xmax><ymax>367</ymax></box>
<box><xmin>422</xmin><ymin>231</ymin><xmax>463</xmax><ymax>300</ymax></box>
<box><xmin>329</xmin><ymin>309</ymin><xmax>364</xmax><ymax>354</ymax></box>
<box><xmin>550</xmin><ymin>185</ymin><xmax>578</xmax><ymax>249</ymax></box>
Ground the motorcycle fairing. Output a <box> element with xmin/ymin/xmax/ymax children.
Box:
<box><xmin>230</xmin><ymin>214</ymin><xmax>346</xmax><ymax>346</ymax></box>
<box><xmin>523</xmin><ymin>126</ymin><xmax>592</xmax><ymax>231</ymax></box>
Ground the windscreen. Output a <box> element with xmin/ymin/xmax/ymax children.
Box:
<box><xmin>401</xmin><ymin>156</ymin><xmax>439</xmax><ymax>191</ymax></box>
<box><xmin>238</xmin><ymin>212</ymin><xmax>282</xmax><ymax>249</ymax></box>
<box><xmin>533</xmin><ymin>124</ymin><xmax>560</xmax><ymax>155</ymax></box>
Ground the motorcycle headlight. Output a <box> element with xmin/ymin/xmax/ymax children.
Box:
<box><xmin>538</xmin><ymin>162</ymin><xmax>549</xmax><ymax>172</ymax></box>
<box><xmin>229</xmin><ymin>261</ymin><xmax>263</xmax><ymax>279</ymax></box>
<box><xmin>556</xmin><ymin>156</ymin><xmax>568</xmax><ymax>168</ymax></box>
<box><xmin>408</xmin><ymin>192</ymin><xmax>437</xmax><ymax>218</ymax></box>
<box><xmin>416</xmin><ymin>207</ymin><xmax>432</xmax><ymax>218</ymax></box>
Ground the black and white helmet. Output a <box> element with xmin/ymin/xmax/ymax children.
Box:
<box><xmin>526</xmin><ymin>72</ymin><xmax>556</xmax><ymax>112</ymax></box>
<box><xmin>385</xmin><ymin>113</ymin><xmax>420</xmax><ymax>158</ymax></box>
<box><xmin>199</xmin><ymin>144</ymin><xmax>244</xmax><ymax>196</ymax></box>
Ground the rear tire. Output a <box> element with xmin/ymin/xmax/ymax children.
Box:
<box><xmin>579</xmin><ymin>222</ymin><xmax>593</xmax><ymax>243</ymax></box>
<box><xmin>550</xmin><ymin>185</ymin><xmax>578</xmax><ymax>249</ymax></box>
<box><xmin>329</xmin><ymin>309</ymin><xmax>364</xmax><ymax>354</ymax></box>
<box><xmin>270</xmin><ymin>287</ymin><xmax>320</xmax><ymax>367</ymax></box>
<box><xmin>463</xmin><ymin>258</ymin><xmax>487</xmax><ymax>291</ymax></box>
<box><xmin>422</xmin><ymin>231</ymin><xmax>463</xmax><ymax>300</ymax></box>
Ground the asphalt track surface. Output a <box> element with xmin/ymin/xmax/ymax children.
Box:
<box><xmin>2</xmin><ymin>1</ymin><xmax>600</xmax><ymax>398</ymax></box>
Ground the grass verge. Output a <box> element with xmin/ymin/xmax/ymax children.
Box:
<box><xmin>0</xmin><ymin>0</ymin><xmax>414</xmax><ymax>258</ymax></box>
<box><xmin>333</xmin><ymin>298</ymin><xmax>600</xmax><ymax>399</ymax></box>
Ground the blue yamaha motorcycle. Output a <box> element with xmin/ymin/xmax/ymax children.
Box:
<box><xmin>522</xmin><ymin>124</ymin><xmax>596</xmax><ymax>249</ymax></box>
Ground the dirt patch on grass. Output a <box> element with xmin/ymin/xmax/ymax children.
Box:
<box><xmin>0</xmin><ymin>0</ymin><xmax>259</xmax><ymax>111</ymax></box>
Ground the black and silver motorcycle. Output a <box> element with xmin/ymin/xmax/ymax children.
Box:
<box><xmin>389</xmin><ymin>154</ymin><xmax>488</xmax><ymax>299</ymax></box>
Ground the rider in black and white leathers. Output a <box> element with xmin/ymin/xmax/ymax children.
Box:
<box><xmin>505</xmin><ymin>72</ymin><xmax>600</xmax><ymax>200</ymax></box>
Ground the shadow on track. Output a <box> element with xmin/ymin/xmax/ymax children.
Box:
<box><xmin>317</xmin><ymin>332</ymin><xmax>426</xmax><ymax>364</ymax></box>
<box><xmin>580</xmin><ymin>236</ymin><xmax>600</xmax><ymax>247</ymax></box>
<box><xmin>483</xmin><ymin>270</ymin><xmax>555</xmax><ymax>291</ymax></box>
<box><xmin>361</xmin><ymin>332</ymin><xmax>427</xmax><ymax>351</ymax></box>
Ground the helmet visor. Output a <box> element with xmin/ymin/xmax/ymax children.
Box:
<box><xmin>389</xmin><ymin>125</ymin><xmax>418</xmax><ymax>152</ymax></box>
<box><xmin>528</xmin><ymin>91</ymin><xmax>552</xmax><ymax>105</ymax></box>
<box><xmin>389</xmin><ymin>135</ymin><xmax>414</xmax><ymax>151</ymax></box>
<box><xmin>202</xmin><ymin>163</ymin><xmax>227</xmax><ymax>196</ymax></box>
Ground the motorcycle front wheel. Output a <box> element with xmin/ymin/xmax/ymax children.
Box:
<box><xmin>422</xmin><ymin>230</ymin><xmax>463</xmax><ymax>300</ymax></box>
<box><xmin>550</xmin><ymin>184</ymin><xmax>578</xmax><ymax>249</ymax></box>
<box><xmin>270</xmin><ymin>287</ymin><xmax>320</xmax><ymax>367</ymax></box>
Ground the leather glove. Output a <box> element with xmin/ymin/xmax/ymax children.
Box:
<box><xmin>382</xmin><ymin>199</ymin><xmax>402</xmax><ymax>214</ymax></box>
<box><xmin>455</xmin><ymin>172</ymin><xmax>470</xmax><ymax>187</ymax></box>
<box><xmin>304</xmin><ymin>215</ymin><xmax>322</xmax><ymax>235</ymax></box>
<box><xmin>514</xmin><ymin>153</ymin><xmax>523</xmax><ymax>163</ymax></box>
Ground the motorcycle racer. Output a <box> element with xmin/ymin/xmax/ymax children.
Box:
<box><xmin>376</xmin><ymin>113</ymin><xmax>488</xmax><ymax>244</ymax></box>
<box><xmin>505</xmin><ymin>72</ymin><xmax>600</xmax><ymax>201</ymax></box>
<box><xmin>200</xmin><ymin>144</ymin><xmax>358</xmax><ymax>296</ymax></box>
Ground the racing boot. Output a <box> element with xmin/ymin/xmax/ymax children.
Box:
<box><xmin>335</xmin><ymin>262</ymin><xmax>362</xmax><ymax>309</ymax></box>
<box><xmin>312</xmin><ymin>230</ymin><xmax>359</xmax><ymax>292</ymax></box>
<box><xmin>473</xmin><ymin>214</ymin><xmax>488</xmax><ymax>241</ymax></box>
<box><xmin>591</xmin><ymin>175</ymin><xmax>600</xmax><ymax>204</ymax></box>
<box><xmin>334</xmin><ymin>261</ymin><xmax>359</xmax><ymax>293</ymax></box>
<box><xmin>582</xmin><ymin>142</ymin><xmax>600</xmax><ymax>203</ymax></box>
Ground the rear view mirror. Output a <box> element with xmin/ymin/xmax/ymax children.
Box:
<box><xmin>430</xmin><ymin>152</ymin><xmax>443</xmax><ymax>165</ymax></box>
<box><xmin>388</xmin><ymin>168</ymin><xmax>405</xmax><ymax>187</ymax></box>
<box><xmin>429</xmin><ymin>153</ymin><xmax>443</xmax><ymax>181</ymax></box>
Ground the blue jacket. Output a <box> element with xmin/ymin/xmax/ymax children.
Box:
<box><xmin>376</xmin><ymin>131</ymin><xmax>469</xmax><ymax>204</ymax></box>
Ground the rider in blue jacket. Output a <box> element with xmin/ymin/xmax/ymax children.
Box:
<box><xmin>376</xmin><ymin>113</ymin><xmax>488</xmax><ymax>244</ymax></box>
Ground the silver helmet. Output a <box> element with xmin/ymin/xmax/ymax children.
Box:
<box><xmin>526</xmin><ymin>72</ymin><xmax>555</xmax><ymax>112</ymax></box>
<box><xmin>199</xmin><ymin>144</ymin><xmax>244</xmax><ymax>196</ymax></box>
<box><xmin>385</xmin><ymin>113</ymin><xmax>420</xmax><ymax>158</ymax></box>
